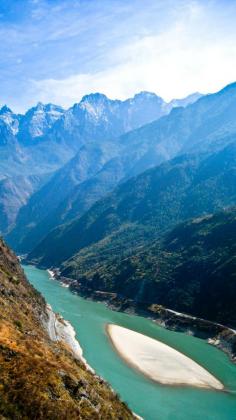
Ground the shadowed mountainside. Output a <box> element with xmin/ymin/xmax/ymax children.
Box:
<box><xmin>62</xmin><ymin>208</ymin><xmax>236</xmax><ymax>327</ymax></box>
<box><xmin>27</xmin><ymin>142</ymin><xmax>236</xmax><ymax>271</ymax></box>
<box><xmin>2</xmin><ymin>91</ymin><xmax>199</xmax><ymax>237</ymax></box>
<box><xmin>7</xmin><ymin>83</ymin><xmax>236</xmax><ymax>253</ymax></box>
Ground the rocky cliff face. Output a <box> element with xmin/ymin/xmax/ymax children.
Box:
<box><xmin>17</xmin><ymin>103</ymin><xmax>65</xmax><ymax>144</ymax></box>
<box><xmin>0</xmin><ymin>239</ymin><xmax>133</xmax><ymax>419</ymax></box>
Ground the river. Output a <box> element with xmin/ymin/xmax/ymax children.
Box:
<box><xmin>23</xmin><ymin>264</ymin><xmax>236</xmax><ymax>420</ymax></box>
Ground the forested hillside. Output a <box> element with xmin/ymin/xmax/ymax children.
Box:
<box><xmin>61</xmin><ymin>208</ymin><xmax>236</xmax><ymax>326</ymax></box>
<box><xmin>27</xmin><ymin>142</ymin><xmax>236</xmax><ymax>270</ymax></box>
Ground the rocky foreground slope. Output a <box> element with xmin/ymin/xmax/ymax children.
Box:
<box><xmin>0</xmin><ymin>239</ymin><xmax>133</xmax><ymax>419</ymax></box>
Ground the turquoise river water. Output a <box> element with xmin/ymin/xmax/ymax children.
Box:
<box><xmin>23</xmin><ymin>265</ymin><xmax>236</xmax><ymax>420</ymax></box>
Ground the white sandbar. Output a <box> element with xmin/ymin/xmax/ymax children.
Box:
<box><xmin>107</xmin><ymin>324</ymin><xmax>223</xmax><ymax>390</ymax></box>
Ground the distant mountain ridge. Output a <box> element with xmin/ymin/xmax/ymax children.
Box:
<box><xmin>1</xmin><ymin>90</ymin><xmax>202</xmax><ymax>237</ymax></box>
<box><xmin>17</xmin><ymin>103</ymin><xmax>64</xmax><ymax>144</ymax></box>
<box><xmin>7</xmin><ymin>83</ymin><xmax>236</xmax><ymax>253</ymax></box>
<box><xmin>0</xmin><ymin>90</ymin><xmax>201</xmax><ymax>152</ymax></box>
<box><xmin>1</xmin><ymin>82</ymin><xmax>236</xmax><ymax>334</ymax></box>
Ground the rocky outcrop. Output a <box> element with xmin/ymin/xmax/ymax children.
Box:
<box><xmin>149</xmin><ymin>305</ymin><xmax>236</xmax><ymax>363</ymax></box>
<box><xmin>0</xmin><ymin>239</ymin><xmax>134</xmax><ymax>419</ymax></box>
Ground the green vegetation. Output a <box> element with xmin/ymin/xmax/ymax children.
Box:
<box><xmin>7</xmin><ymin>82</ymin><xmax>236</xmax><ymax>254</ymax></box>
<box><xmin>14</xmin><ymin>319</ymin><xmax>23</xmax><ymax>331</ymax></box>
<box><xmin>63</xmin><ymin>208</ymin><xmax>236</xmax><ymax>327</ymax></box>
<box><xmin>28</xmin><ymin>142</ymin><xmax>236</xmax><ymax>273</ymax></box>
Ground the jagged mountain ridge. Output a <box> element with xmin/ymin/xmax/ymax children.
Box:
<box><xmin>17</xmin><ymin>102</ymin><xmax>65</xmax><ymax>144</ymax></box>
<box><xmin>0</xmin><ymin>90</ymin><xmax>201</xmax><ymax>237</ymax></box>
<box><xmin>7</xmin><ymin>83</ymin><xmax>236</xmax><ymax>253</ymax></box>
<box><xmin>1</xmin><ymin>90</ymin><xmax>201</xmax><ymax>243</ymax></box>
<box><xmin>0</xmin><ymin>90</ymin><xmax>199</xmax><ymax>153</ymax></box>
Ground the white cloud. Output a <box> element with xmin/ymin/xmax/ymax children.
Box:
<box><xmin>2</xmin><ymin>0</ymin><xmax>236</xmax><ymax>111</ymax></box>
<box><xmin>30</xmin><ymin>1</ymin><xmax>236</xmax><ymax>107</ymax></box>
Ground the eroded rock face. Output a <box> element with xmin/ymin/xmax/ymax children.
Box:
<box><xmin>0</xmin><ymin>239</ymin><xmax>134</xmax><ymax>419</ymax></box>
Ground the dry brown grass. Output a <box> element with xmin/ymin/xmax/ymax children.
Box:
<box><xmin>0</xmin><ymin>239</ymin><xmax>134</xmax><ymax>419</ymax></box>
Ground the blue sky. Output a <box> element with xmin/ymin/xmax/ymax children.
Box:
<box><xmin>1</xmin><ymin>0</ymin><xmax>236</xmax><ymax>111</ymax></box>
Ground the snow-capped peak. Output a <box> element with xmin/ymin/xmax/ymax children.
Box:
<box><xmin>18</xmin><ymin>102</ymin><xmax>65</xmax><ymax>141</ymax></box>
<box><xmin>0</xmin><ymin>105</ymin><xmax>13</xmax><ymax>115</ymax></box>
<box><xmin>0</xmin><ymin>105</ymin><xmax>19</xmax><ymax>135</ymax></box>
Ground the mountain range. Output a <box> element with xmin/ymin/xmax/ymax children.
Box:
<box><xmin>0</xmin><ymin>90</ymin><xmax>201</xmax><ymax>236</ymax></box>
<box><xmin>1</xmin><ymin>82</ymin><xmax>236</xmax><ymax>329</ymax></box>
<box><xmin>13</xmin><ymin>82</ymin><xmax>236</xmax><ymax>260</ymax></box>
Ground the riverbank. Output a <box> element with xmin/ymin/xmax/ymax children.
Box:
<box><xmin>43</xmin><ymin>304</ymin><xmax>94</xmax><ymax>373</ymax></box>
<box><xmin>43</xmin><ymin>305</ymin><xmax>143</xmax><ymax>418</ymax></box>
<box><xmin>23</xmin><ymin>264</ymin><xmax>236</xmax><ymax>420</ymax></box>
<box><xmin>48</xmin><ymin>273</ymin><xmax>236</xmax><ymax>364</ymax></box>
<box><xmin>25</xmin><ymin>266</ymin><xmax>142</xmax><ymax>419</ymax></box>
<box><xmin>107</xmin><ymin>324</ymin><xmax>224</xmax><ymax>390</ymax></box>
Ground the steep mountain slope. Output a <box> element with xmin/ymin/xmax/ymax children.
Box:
<box><xmin>7</xmin><ymin>142</ymin><xmax>118</xmax><ymax>251</ymax></box>
<box><xmin>0</xmin><ymin>104</ymin><xmax>57</xmax><ymax>235</ymax></box>
<box><xmin>0</xmin><ymin>107</ymin><xmax>21</xmax><ymax>178</ymax></box>
<box><xmin>118</xmin><ymin>82</ymin><xmax>236</xmax><ymax>160</ymax></box>
<box><xmin>8</xmin><ymin>138</ymin><xmax>167</xmax><ymax>252</ymax></box>
<box><xmin>2</xmin><ymin>90</ymin><xmax>194</xmax><ymax>239</ymax></box>
<box><xmin>0</xmin><ymin>174</ymin><xmax>48</xmax><ymax>235</ymax></box>
<box><xmin>0</xmin><ymin>106</ymin><xmax>19</xmax><ymax>138</ymax></box>
<box><xmin>17</xmin><ymin>103</ymin><xmax>64</xmax><ymax>144</ymax></box>
<box><xmin>0</xmin><ymin>239</ymin><xmax>133</xmax><ymax>419</ymax></box>
<box><xmin>0</xmin><ymin>104</ymin><xmax>68</xmax><ymax>178</ymax></box>
<box><xmin>27</xmin><ymin>142</ymin><xmax>236</xmax><ymax>268</ymax></box>
<box><xmin>63</xmin><ymin>208</ymin><xmax>236</xmax><ymax>327</ymax></box>
<box><xmin>1</xmin><ymin>91</ymin><xmax>170</xmax><ymax>179</ymax></box>
<box><xmin>7</xmin><ymin>83</ymin><xmax>235</xmax><ymax>253</ymax></box>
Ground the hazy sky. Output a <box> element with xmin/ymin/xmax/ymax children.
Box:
<box><xmin>1</xmin><ymin>0</ymin><xmax>236</xmax><ymax>111</ymax></box>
